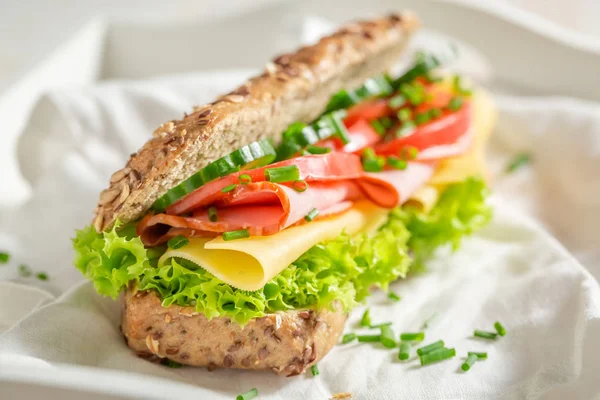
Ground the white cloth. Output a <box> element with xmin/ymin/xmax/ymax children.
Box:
<box><xmin>1</xmin><ymin>15</ymin><xmax>600</xmax><ymax>400</ymax></box>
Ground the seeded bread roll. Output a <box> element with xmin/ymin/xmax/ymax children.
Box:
<box><xmin>121</xmin><ymin>289</ymin><xmax>347</xmax><ymax>375</ymax></box>
<box><xmin>93</xmin><ymin>12</ymin><xmax>419</xmax><ymax>232</ymax></box>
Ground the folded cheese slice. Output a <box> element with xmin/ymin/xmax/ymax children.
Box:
<box><xmin>158</xmin><ymin>201</ymin><xmax>389</xmax><ymax>290</ymax></box>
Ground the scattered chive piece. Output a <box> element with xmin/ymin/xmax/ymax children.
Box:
<box><xmin>494</xmin><ymin>322</ymin><xmax>507</xmax><ymax>336</ymax></box>
<box><xmin>370</xmin><ymin>119</ymin><xmax>386</xmax><ymax>135</ymax></box>
<box><xmin>400</xmin><ymin>83</ymin><xmax>425</xmax><ymax>106</ymax></box>
<box><xmin>416</xmin><ymin>340</ymin><xmax>445</xmax><ymax>356</ymax></box>
<box><xmin>389</xmin><ymin>94</ymin><xmax>406</xmax><ymax>109</ymax></box>
<box><xmin>36</xmin><ymin>272</ymin><xmax>49</xmax><ymax>281</ymax></box>
<box><xmin>223</xmin><ymin>229</ymin><xmax>250</xmax><ymax>241</ymax></box>
<box><xmin>0</xmin><ymin>252</ymin><xmax>8</xmax><ymax>264</ymax></box>
<box><xmin>453</xmin><ymin>75</ymin><xmax>473</xmax><ymax>96</ymax></box>
<box><xmin>387</xmin><ymin>291</ymin><xmax>401</xmax><ymax>302</ymax></box>
<box><xmin>342</xmin><ymin>333</ymin><xmax>357</xmax><ymax>344</ymax></box>
<box><xmin>167</xmin><ymin>235</ymin><xmax>189</xmax><ymax>250</ymax></box>
<box><xmin>400</xmin><ymin>332</ymin><xmax>425</xmax><ymax>342</ymax></box>
<box><xmin>265</xmin><ymin>165</ymin><xmax>300</xmax><ymax>183</ymax></box>
<box><xmin>304</xmin><ymin>208</ymin><xmax>319</xmax><ymax>222</ymax></box>
<box><xmin>292</xmin><ymin>179</ymin><xmax>309</xmax><ymax>192</ymax></box>
<box><xmin>387</xmin><ymin>156</ymin><xmax>407</xmax><ymax>170</ymax></box>
<box><xmin>162</xmin><ymin>359</ymin><xmax>183</xmax><ymax>368</ymax></box>
<box><xmin>422</xmin><ymin>312</ymin><xmax>439</xmax><ymax>329</ymax></box>
<box><xmin>360</xmin><ymin>309</ymin><xmax>371</xmax><ymax>327</ymax></box>
<box><xmin>369</xmin><ymin>322</ymin><xmax>392</xmax><ymax>329</ymax></box>
<box><xmin>221</xmin><ymin>184</ymin><xmax>237</xmax><ymax>193</ymax></box>
<box><xmin>461</xmin><ymin>354</ymin><xmax>478</xmax><ymax>372</ymax></box>
<box><xmin>448</xmin><ymin>96</ymin><xmax>464</xmax><ymax>111</ymax></box>
<box><xmin>380</xmin><ymin>325</ymin><xmax>397</xmax><ymax>349</ymax></box>
<box><xmin>238</xmin><ymin>174</ymin><xmax>252</xmax><ymax>184</ymax></box>
<box><xmin>362</xmin><ymin>156</ymin><xmax>386</xmax><ymax>172</ymax></box>
<box><xmin>428</xmin><ymin>108</ymin><xmax>442</xmax><ymax>119</ymax></box>
<box><xmin>506</xmin><ymin>153</ymin><xmax>532</xmax><ymax>173</ymax></box>
<box><xmin>362</xmin><ymin>147</ymin><xmax>376</xmax><ymax>159</ymax></box>
<box><xmin>419</xmin><ymin>347</ymin><xmax>456</xmax><ymax>366</ymax></box>
<box><xmin>397</xmin><ymin>108</ymin><xmax>412</xmax><ymax>122</ymax></box>
<box><xmin>474</xmin><ymin>330</ymin><xmax>498</xmax><ymax>340</ymax></box>
<box><xmin>18</xmin><ymin>264</ymin><xmax>32</xmax><ymax>277</ymax></box>
<box><xmin>306</xmin><ymin>145</ymin><xmax>331</xmax><ymax>155</ymax></box>
<box><xmin>401</xmin><ymin>146</ymin><xmax>419</xmax><ymax>160</ymax></box>
<box><xmin>380</xmin><ymin>117</ymin><xmax>393</xmax><ymax>129</ymax></box>
<box><xmin>357</xmin><ymin>334</ymin><xmax>381</xmax><ymax>343</ymax></box>
<box><xmin>396</xmin><ymin>121</ymin><xmax>416</xmax><ymax>137</ymax></box>
<box><xmin>414</xmin><ymin>112</ymin><xmax>431</xmax><ymax>125</ymax></box>
<box><xmin>208</xmin><ymin>206</ymin><xmax>218</xmax><ymax>222</ymax></box>
<box><xmin>399</xmin><ymin>342</ymin><xmax>411</xmax><ymax>360</ymax></box>
<box><xmin>311</xmin><ymin>364</ymin><xmax>319</xmax><ymax>376</ymax></box>
<box><xmin>468</xmin><ymin>352</ymin><xmax>488</xmax><ymax>360</ymax></box>
<box><xmin>236</xmin><ymin>388</ymin><xmax>258</xmax><ymax>400</ymax></box>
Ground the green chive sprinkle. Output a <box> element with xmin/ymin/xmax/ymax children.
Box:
<box><xmin>428</xmin><ymin>108</ymin><xmax>442</xmax><ymax>119</ymax></box>
<box><xmin>18</xmin><ymin>264</ymin><xmax>32</xmax><ymax>277</ymax></box>
<box><xmin>36</xmin><ymin>272</ymin><xmax>49</xmax><ymax>281</ymax></box>
<box><xmin>474</xmin><ymin>330</ymin><xmax>498</xmax><ymax>340</ymax></box>
<box><xmin>387</xmin><ymin>156</ymin><xmax>407</xmax><ymax>170</ymax></box>
<box><xmin>400</xmin><ymin>146</ymin><xmax>419</xmax><ymax>160</ymax></box>
<box><xmin>357</xmin><ymin>334</ymin><xmax>381</xmax><ymax>343</ymax></box>
<box><xmin>468</xmin><ymin>352</ymin><xmax>488</xmax><ymax>360</ymax></box>
<box><xmin>453</xmin><ymin>75</ymin><xmax>473</xmax><ymax>96</ymax></box>
<box><xmin>208</xmin><ymin>206</ymin><xmax>218</xmax><ymax>222</ymax></box>
<box><xmin>305</xmin><ymin>208</ymin><xmax>319</xmax><ymax>222</ymax></box>
<box><xmin>342</xmin><ymin>333</ymin><xmax>357</xmax><ymax>344</ymax></box>
<box><xmin>419</xmin><ymin>347</ymin><xmax>456</xmax><ymax>366</ymax></box>
<box><xmin>397</xmin><ymin>108</ymin><xmax>412</xmax><ymax>122</ymax></box>
<box><xmin>369</xmin><ymin>322</ymin><xmax>392</xmax><ymax>329</ymax></box>
<box><xmin>380</xmin><ymin>117</ymin><xmax>393</xmax><ymax>129</ymax></box>
<box><xmin>237</xmin><ymin>388</ymin><xmax>258</xmax><ymax>400</ymax></box>
<box><xmin>162</xmin><ymin>359</ymin><xmax>183</xmax><ymax>368</ymax></box>
<box><xmin>380</xmin><ymin>325</ymin><xmax>397</xmax><ymax>349</ymax></box>
<box><xmin>415</xmin><ymin>112</ymin><xmax>431</xmax><ymax>125</ymax></box>
<box><xmin>494</xmin><ymin>322</ymin><xmax>507</xmax><ymax>336</ymax></box>
<box><xmin>448</xmin><ymin>96</ymin><xmax>464</xmax><ymax>111</ymax></box>
<box><xmin>265</xmin><ymin>165</ymin><xmax>300</xmax><ymax>183</ymax></box>
<box><xmin>221</xmin><ymin>184</ymin><xmax>237</xmax><ymax>193</ymax></box>
<box><xmin>306</xmin><ymin>145</ymin><xmax>331</xmax><ymax>155</ymax></box>
<box><xmin>417</xmin><ymin>340</ymin><xmax>445</xmax><ymax>356</ymax></box>
<box><xmin>238</xmin><ymin>174</ymin><xmax>252</xmax><ymax>184</ymax></box>
<box><xmin>400</xmin><ymin>332</ymin><xmax>425</xmax><ymax>342</ymax></box>
<box><xmin>400</xmin><ymin>83</ymin><xmax>425</xmax><ymax>106</ymax></box>
<box><xmin>506</xmin><ymin>152</ymin><xmax>532</xmax><ymax>173</ymax></box>
<box><xmin>396</xmin><ymin>121</ymin><xmax>416</xmax><ymax>137</ymax></box>
<box><xmin>399</xmin><ymin>342</ymin><xmax>411</xmax><ymax>360</ymax></box>
<box><xmin>0</xmin><ymin>252</ymin><xmax>8</xmax><ymax>264</ymax></box>
<box><xmin>362</xmin><ymin>156</ymin><xmax>386</xmax><ymax>172</ymax></box>
<box><xmin>387</xmin><ymin>291</ymin><xmax>401</xmax><ymax>302</ymax></box>
<box><xmin>167</xmin><ymin>235</ymin><xmax>189</xmax><ymax>250</ymax></box>
<box><xmin>461</xmin><ymin>353</ymin><xmax>478</xmax><ymax>372</ymax></box>
<box><xmin>360</xmin><ymin>309</ymin><xmax>371</xmax><ymax>327</ymax></box>
<box><xmin>311</xmin><ymin>364</ymin><xmax>319</xmax><ymax>376</ymax></box>
<box><xmin>223</xmin><ymin>229</ymin><xmax>250</xmax><ymax>241</ymax></box>
<box><xmin>292</xmin><ymin>179</ymin><xmax>309</xmax><ymax>192</ymax></box>
<box><xmin>389</xmin><ymin>94</ymin><xmax>406</xmax><ymax>109</ymax></box>
<box><xmin>370</xmin><ymin>119</ymin><xmax>386</xmax><ymax>135</ymax></box>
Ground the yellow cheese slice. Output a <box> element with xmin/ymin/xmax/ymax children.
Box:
<box><xmin>158</xmin><ymin>201</ymin><xmax>388</xmax><ymax>291</ymax></box>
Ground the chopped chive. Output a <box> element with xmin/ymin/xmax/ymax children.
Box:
<box><xmin>389</xmin><ymin>94</ymin><xmax>406</xmax><ymax>109</ymax></box>
<box><xmin>360</xmin><ymin>308</ymin><xmax>371</xmax><ymax>327</ymax></box>
<box><xmin>400</xmin><ymin>146</ymin><xmax>419</xmax><ymax>160</ymax></box>
<box><xmin>221</xmin><ymin>184</ymin><xmax>237</xmax><ymax>193</ymax></box>
<box><xmin>292</xmin><ymin>179</ymin><xmax>309</xmax><ymax>192</ymax></box>
<box><xmin>387</xmin><ymin>156</ymin><xmax>407</xmax><ymax>170</ymax></box>
<box><xmin>506</xmin><ymin>153</ymin><xmax>532</xmax><ymax>173</ymax></box>
<box><xmin>167</xmin><ymin>235</ymin><xmax>189</xmax><ymax>250</ymax></box>
<box><xmin>306</xmin><ymin>145</ymin><xmax>331</xmax><ymax>155</ymax></box>
<box><xmin>397</xmin><ymin>108</ymin><xmax>412</xmax><ymax>122</ymax></box>
<box><xmin>208</xmin><ymin>206</ymin><xmax>218</xmax><ymax>222</ymax></box>
<box><xmin>468</xmin><ymin>352</ymin><xmax>488</xmax><ymax>360</ymax></box>
<box><xmin>400</xmin><ymin>332</ymin><xmax>425</xmax><ymax>342</ymax></box>
<box><xmin>18</xmin><ymin>264</ymin><xmax>32</xmax><ymax>277</ymax></box>
<box><xmin>370</xmin><ymin>119</ymin><xmax>386</xmax><ymax>135</ymax></box>
<box><xmin>238</xmin><ymin>174</ymin><xmax>252</xmax><ymax>184</ymax></box>
<box><xmin>380</xmin><ymin>117</ymin><xmax>393</xmax><ymax>129</ymax></box>
<box><xmin>494</xmin><ymin>322</ymin><xmax>507</xmax><ymax>336</ymax></box>
<box><xmin>419</xmin><ymin>347</ymin><xmax>456</xmax><ymax>366</ymax></box>
<box><xmin>387</xmin><ymin>291</ymin><xmax>401</xmax><ymax>302</ymax></box>
<box><xmin>311</xmin><ymin>364</ymin><xmax>319</xmax><ymax>376</ymax></box>
<box><xmin>223</xmin><ymin>229</ymin><xmax>250</xmax><ymax>241</ymax></box>
<box><xmin>396</xmin><ymin>121</ymin><xmax>416</xmax><ymax>137</ymax></box>
<box><xmin>369</xmin><ymin>322</ymin><xmax>392</xmax><ymax>329</ymax></box>
<box><xmin>422</xmin><ymin>312</ymin><xmax>439</xmax><ymax>329</ymax></box>
<box><xmin>462</xmin><ymin>353</ymin><xmax>478</xmax><ymax>372</ymax></box>
<box><xmin>162</xmin><ymin>359</ymin><xmax>183</xmax><ymax>368</ymax></box>
<box><xmin>474</xmin><ymin>330</ymin><xmax>498</xmax><ymax>340</ymax></box>
<box><xmin>414</xmin><ymin>112</ymin><xmax>431</xmax><ymax>125</ymax></box>
<box><xmin>428</xmin><ymin>108</ymin><xmax>442</xmax><ymax>119</ymax></box>
<box><xmin>400</xmin><ymin>83</ymin><xmax>425</xmax><ymax>106</ymax></box>
<box><xmin>342</xmin><ymin>333</ymin><xmax>357</xmax><ymax>344</ymax></box>
<box><xmin>357</xmin><ymin>334</ymin><xmax>381</xmax><ymax>343</ymax></box>
<box><xmin>36</xmin><ymin>272</ymin><xmax>49</xmax><ymax>281</ymax></box>
<box><xmin>453</xmin><ymin>75</ymin><xmax>473</xmax><ymax>96</ymax></box>
<box><xmin>417</xmin><ymin>340</ymin><xmax>445</xmax><ymax>356</ymax></box>
<box><xmin>304</xmin><ymin>208</ymin><xmax>319</xmax><ymax>222</ymax></box>
<box><xmin>265</xmin><ymin>165</ymin><xmax>300</xmax><ymax>183</ymax></box>
<box><xmin>399</xmin><ymin>342</ymin><xmax>411</xmax><ymax>360</ymax></box>
<box><xmin>236</xmin><ymin>388</ymin><xmax>258</xmax><ymax>400</ymax></box>
<box><xmin>301</xmin><ymin>149</ymin><xmax>311</xmax><ymax>156</ymax></box>
<box><xmin>362</xmin><ymin>156</ymin><xmax>386</xmax><ymax>172</ymax></box>
<box><xmin>0</xmin><ymin>252</ymin><xmax>8</xmax><ymax>264</ymax></box>
<box><xmin>362</xmin><ymin>147</ymin><xmax>377</xmax><ymax>159</ymax></box>
<box><xmin>448</xmin><ymin>96</ymin><xmax>464</xmax><ymax>111</ymax></box>
<box><xmin>380</xmin><ymin>325</ymin><xmax>397</xmax><ymax>348</ymax></box>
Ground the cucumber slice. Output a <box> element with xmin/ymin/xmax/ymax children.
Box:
<box><xmin>152</xmin><ymin>139</ymin><xmax>276</xmax><ymax>211</ymax></box>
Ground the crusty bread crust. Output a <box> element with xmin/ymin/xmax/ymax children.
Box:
<box><xmin>93</xmin><ymin>12</ymin><xmax>419</xmax><ymax>231</ymax></box>
<box><xmin>121</xmin><ymin>289</ymin><xmax>347</xmax><ymax>375</ymax></box>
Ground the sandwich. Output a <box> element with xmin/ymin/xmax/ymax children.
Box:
<box><xmin>72</xmin><ymin>12</ymin><xmax>496</xmax><ymax>376</ymax></box>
